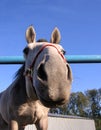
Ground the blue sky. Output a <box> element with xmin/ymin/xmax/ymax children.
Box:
<box><xmin>0</xmin><ymin>0</ymin><xmax>101</xmax><ymax>92</ymax></box>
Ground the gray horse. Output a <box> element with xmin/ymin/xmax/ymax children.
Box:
<box><xmin>0</xmin><ymin>26</ymin><xmax>72</xmax><ymax>130</ymax></box>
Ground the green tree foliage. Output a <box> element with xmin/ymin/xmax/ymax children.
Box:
<box><xmin>66</xmin><ymin>92</ymin><xmax>88</xmax><ymax>116</ymax></box>
<box><xmin>85</xmin><ymin>89</ymin><xmax>101</xmax><ymax>118</ymax></box>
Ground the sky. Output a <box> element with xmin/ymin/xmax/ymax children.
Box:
<box><xmin>0</xmin><ymin>0</ymin><xmax>101</xmax><ymax>92</ymax></box>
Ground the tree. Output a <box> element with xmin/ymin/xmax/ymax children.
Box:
<box><xmin>85</xmin><ymin>89</ymin><xmax>101</xmax><ymax>118</ymax></box>
<box><xmin>75</xmin><ymin>92</ymin><xmax>88</xmax><ymax>116</ymax></box>
<box><xmin>66</xmin><ymin>92</ymin><xmax>77</xmax><ymax>115</ymax></box>
<box><xmin>66</xmin><ymin>92</ymin><xmax>88</xmax><ymax>116</ymax></box>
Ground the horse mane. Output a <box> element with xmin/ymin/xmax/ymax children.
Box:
<box><xmin>14</xmin><ymin>63</ymin><xmax>25</xmax><ymax>79</ymax></box>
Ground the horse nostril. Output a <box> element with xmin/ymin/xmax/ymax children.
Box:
<box><xmin>37</xmin><ymin>63</ymin><xmax>47</xmax><ymax>81</ymax></box>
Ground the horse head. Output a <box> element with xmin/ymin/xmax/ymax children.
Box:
<box><xmin>24</xmin><ymin>26</ymin><xmax>72</xmax><ymax>107</ymax></box>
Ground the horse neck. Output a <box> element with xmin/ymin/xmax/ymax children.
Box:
<box><xmin>12</xmin><ymin>64</ymin><xmax>37</xmax><ymax>101</ymax></box>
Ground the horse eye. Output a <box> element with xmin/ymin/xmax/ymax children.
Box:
<box><xmin>62</xmin><ymin>50</ymin><xmax>66</xmax><ymax>55</ymax></box>
<box><xmin>23</xmin><ymin>47</ymin><xmax>29</xmax><ymax>55</ymax></box>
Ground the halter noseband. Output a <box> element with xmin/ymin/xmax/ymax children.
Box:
<box><xmin>24</xmin><ymin>43</ymin><xmax>66</xmax><ymax>80</ymax></box>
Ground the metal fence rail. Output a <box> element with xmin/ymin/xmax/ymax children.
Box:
<box><xmin>0</xmin><ymin>55</ymin><xmax>101</xmax><ymax>64</ymax></box>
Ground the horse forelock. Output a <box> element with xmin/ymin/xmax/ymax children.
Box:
<box><xmin>37</xmin><ymin>39</ymin><xmax>48</xmax><ymax>43</ymax></box>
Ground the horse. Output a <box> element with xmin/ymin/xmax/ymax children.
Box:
<box><xmin>0</xmin><ymin>26</ymin><xmax>72</xmax><ymax>130</ymax></box>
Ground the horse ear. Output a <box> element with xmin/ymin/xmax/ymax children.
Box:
<box><xmin>26</xmin><ymin>25</ymin><xmax>36</xmax><ymax>44</ymax></box>
<box><xmin>50</xmin><ymin>27</ymin><xmax>61</xmax><ymax>44</ymax></box>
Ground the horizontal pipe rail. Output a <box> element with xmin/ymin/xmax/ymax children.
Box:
<box><xmin>66</xmin><ymin>55</ymin><xmax>101</xmax><ymax>63</ymax></box>
<box><xmin>0</xmin><ymin>55</ymin><xmax>101</xmax><ymax>64</ymax></box>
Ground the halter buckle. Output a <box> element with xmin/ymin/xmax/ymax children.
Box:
<box><xmin>24</xmin><ymin>68</ymin><xmax>33</xmax><ymax>77</ymax></box>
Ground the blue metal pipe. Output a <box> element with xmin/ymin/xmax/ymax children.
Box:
<box><xmin>0</xmin><ymin>55</ymin><xmax>101</xmax><ymax>64</ymax></box>
<box><xmin>0</xmin><ymin>56</ymin><xmax>24</xmax><ymax>64</ymax></box>
<box><xmin>66</xmin><ymin>55</ymin><xmax>101</xmax><ymax>63</ymax></box>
